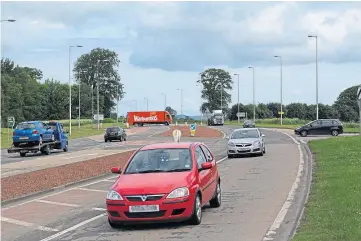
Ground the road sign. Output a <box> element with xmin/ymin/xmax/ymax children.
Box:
<box><xmin>236</xmin><ymin>112</ymin><xmax>246</xmax><ymax>118</ymax></box>
<box><xmin>278</xmin><ymin>111</ymin><xmax>284</xmax><ymax>115</ymax></box>
<box><xmin>172</xmin><ymin>129</ymin><xmax>182</xmax><ymax>142</ymax></box>
<box><xmin>93</xmin><ymin>114</ymin><xmax>104</xmax><ymax>121</ymax></box>
<box><xmin>190</xmin><ymin>123</ymin><xmax>196</xmax><ymax>131</ymax></box>
<box><xmin>7</xmin><ymin>116</ymin><xmax>15</xmax><ymax>128</ymax></box>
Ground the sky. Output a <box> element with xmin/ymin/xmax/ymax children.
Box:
<box><xmin>1</xmin><ymin>1</ymin><xmax>361</xmax><ymax>116</ymax></box>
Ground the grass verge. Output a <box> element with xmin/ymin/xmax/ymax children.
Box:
<box><xmin>293</xmin><ymin>135</ymin><xmax>361</xmax><ymax>241</ymax></box>
<box><xmin>0</xmin><ymin>122</ymin><xmax>125</xmax><ymax>149</ymax></box>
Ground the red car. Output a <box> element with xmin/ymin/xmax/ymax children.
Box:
<box><xmin>106</xmin><ymin>142</ymin><xmax>221</xmax><ymax>228</ymax></box>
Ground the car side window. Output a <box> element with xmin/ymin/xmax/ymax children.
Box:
<box><xmin>37</xmin><ymin>122</ymin><xmax>44</xmax><ymax>128</ymax></box>
<box><xmin>200</xmin><ymin>145</ymin><xmax>213</xmax><ymax>162</ymax></box>
<box><xmin>42</xmin><ymin>122</ymin><xmax>49</xmax><ymax>129</ymax></box>
<box><xmin>322</xmin><ymin>120</ymin><xmax>333</xmax><ymax>126</ymax></box>
<box><xmin>312</xmin><ymin>120</ymin><xmax>321</xmax><ymax>126</ymax></box>
<box><xmin>195</xmin><ymin>146</ymin><xmax>207</xmax><ymax>169</ymax></box>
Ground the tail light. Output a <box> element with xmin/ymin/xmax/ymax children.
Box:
<box><xmin>32</xmin><ymin>130</ymin><xmax>38</xmax><ymax>134</ymax></box>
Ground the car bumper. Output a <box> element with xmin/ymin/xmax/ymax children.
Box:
<box><xmin>13</xmin><ymin>134</ymin><xmax>41</xmax><ymax>143</ymax></box>
<box><xmin>228</xmin><ymin>145</ymin><xmax>263</xmax><ymax>155</ymax></box>
<box><xmin>105</xmin><ymin>135</ymin><xmax>122</xmax><ymax>140</ymax></box>
<box><xmin>106</xmin><ymin>195</ymin><xmax>194</xmax><ymax>224</ymax></box>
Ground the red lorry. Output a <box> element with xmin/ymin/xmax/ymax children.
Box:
<box><xmin>126</xmin><ymin>111</ymin><xmax>173</xmax><ymax>126</ymax></box>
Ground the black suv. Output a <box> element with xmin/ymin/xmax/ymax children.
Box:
<box><xmin>104</xmin><ymin>126</ymin><xmax>127</xmax><ymax>142</ymax></box>
<box><xmin>294</xmin><ymin>119</ymin><xmax>343</xmax><ymax>137</ymax></box>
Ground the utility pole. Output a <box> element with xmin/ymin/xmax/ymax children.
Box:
<box><xmin>234</xmin><ymin>73</ymin><xmax>240</xmax><ymax>123</ymax></box>
<box><xmin>116</xmin><ymin>85</ymin><xmax>119</xmax><ymax>123</ymax></box>
<box><xmin>68</xmin><ymin>45</ymin><xmax>83</xmax><ymax>136</ymax></box>
<box><xmin>248</xmin><ymin>67</ymin><xmax>256</xmax><ymax>122</ymax></box>
<box><xmin>308</xmin><ymin>34</ymin><xmax>319</xmax><ymax>120</ymax></box>
<box><xmin>274</xmin><ymin>55</ymin><xmax>283</xmax><ymax>125</ymax></box>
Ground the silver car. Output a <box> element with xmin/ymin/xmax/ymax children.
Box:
<box><xmin>227</xmin><ymin>128</ymin><xmax>266</xmax><ymax>158</ymax></box>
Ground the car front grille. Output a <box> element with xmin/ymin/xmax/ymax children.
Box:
<box><xmin>236</xmin><ymin>144</ymin><xmax>252</xmax><ymax>147</ymax></box>
<box><xmin>125</xmin><ymin>194</ymin><xmax>164</xmax><ymax>202</ymax></box>
<box><xmin>124</xmin><ymin>210</ymin><xmax>166</xmax><ymax>218</ymax></box>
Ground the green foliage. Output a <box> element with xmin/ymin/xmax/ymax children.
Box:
<box><xmin>197</xmin><ymin>68</ymin><xmax>233</xmax><ymax>114</ymax></box>
<box><xmin>165</xmin><ymin>106</ymin><xmax>177</xmax><ymax>117</ymax></box>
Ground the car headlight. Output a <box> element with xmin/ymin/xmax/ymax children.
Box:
<box><xmin>106</xmin><ymin>190</ymin><xmax>123</xmax><ymax>200</ymax></box>
<box><xmin>228</xmin><ymin>142</ymin><xmax>235</xmax><ymax>147</ymax></box>
<box><xmin>166</xmin><ymin>187</ymin><xmax>189</xmax><ymax>199</ymax></box>
<box><xmin>253</xmin><ymin>141</ymin><xmax>261</xmax><ymax>146</ymax></box>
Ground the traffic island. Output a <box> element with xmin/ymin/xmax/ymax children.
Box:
<box><xmin>159</xmin><ymin>125</ymin><xmax>223</xmax><ymax>138</ymax></box>
<box><xmin>1</xmin><ymin>150</ymin><xmax>135</xmax><ymax>202</ymax></box>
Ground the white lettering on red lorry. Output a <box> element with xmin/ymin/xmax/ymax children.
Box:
<box><xmin>134</xmin><ymin>115</ymin><xmax>158</xmax><ymax>122</ymax></box>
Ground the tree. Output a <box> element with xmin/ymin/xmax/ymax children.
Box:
<box><xmin>334</xmin><ymin>85</ymin><xmax>360</xmax><ymax>121</ymax></box>
<box><xmin>197</xmin><ymin>68</ymin><xmax>233</xmax><ymax>114</ymax></box>
<box><xmin>73</xmin><ymin>48</ymin><xmax>125</xmax><ymax>117</ymax></box>
<box><xmin>165</xmin><ymin>106</ymin><xmax>177</xmax><ymax>117</ymax></box>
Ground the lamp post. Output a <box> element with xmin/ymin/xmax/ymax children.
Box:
<box><xmin>161</xmin><ymin>93</ymin><xmax>166</xmax><ymax>110</ymax></box>
<box><xmin>234</xmin><ymin>73</ymin><xmax>240</xmax><ymax>123</ymax></box>
<box><xmin>308</xmin><ymin>34</ymin><xmax>319</xmax><ymax>120</ymax></box>
<box><xmin>177</xmin><ymin>88</ymin><xmax>183</xmax><ymax>115</ymax></box>
<box><xmin>274</xmin><ymin>55</ymin><xmax>283</xmax><ymax>125</ymax></box>
<box><xmin>144</xmin><ymin>97</ymin><xmax>148</xmax><ymax>111</ymax></box>
<box><xmin>96</xmin><ymin>59</ymin><xmax>109</xmax><ymax>130</ymax></box>
<box><xmin>196</xmin><ymin>84</ymin><xmax>203</xmax><ymax>126</ymax></box>
<box><xmin>68</xmin><ymin>45</ymin><xmax>83</xmax><ymax>136</ymax></box>
<box><xmin>248</xmin><ymin>66</ymin><xmax>256</xmax><ymax>123</ymax></box>
<box><xmin>77</xmin><ymin>70</ymin><xmax>88</xmax><ymax>129</ymax></box>
<box><xmin>0</xmin><ymin>19</ymin><xmax>16</xmax><ymax>22</ymax></box>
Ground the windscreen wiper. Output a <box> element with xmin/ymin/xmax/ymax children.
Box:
<box><xmin>165</xmin><ymin>168</ymin><xmax>191</xmax><ymax>172</ymax></box>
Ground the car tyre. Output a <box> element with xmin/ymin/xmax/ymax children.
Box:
<box><xmin>119</xmin><ymin>136</ymin><xmax>123</xmax><ymax>142</ymax></box>
<box><xmin>209</xmin><ymin>182</ymin><xmax>221</xmax><ymax>208</ymax></box>
<box><xmin>63</xmin><ymin>143</ymin><xmax>68</xmax><ymax>152</ymax></box>
<box><xmin>105</xmin><ymin>139</ymin><xmax>108</xmax><ymax>142</ymax></box>
<box><xmin>20</xmin><ymin>152</ymin><xmax>26</xmax><ymax>157</ymax></box>
<box><xmin>108</xmin><ymin>218</ymin><xmax>123</xmax><ymax>229</ymax></box>
<box><xmin>263</xmin><ymin>146</ymin><xmax>266</xmax><ymax>154</ymax></box>
<box><xmin>300</xmin><ymin>130</ymin><xmax>308</xmax><ymax>137</ymax></box>
<box><xmin>331</xmin><ymin>130</ymin><xmax>339</xmax><ymax>136</ymax></box>
<box><xmin>189</xmin><ymin>194</ymin><xmax>202</xmax><ymax>225</ymax></box>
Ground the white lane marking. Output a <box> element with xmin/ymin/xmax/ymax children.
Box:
<box><xmin>64</xmin><ymin>153</ymin><xmax>99</xmax><ymax>160</ymax></box>
<box><xmin>35</xmin><ymin>199</ymin><xmax>80</xmax><ymax>207</ymax></box>
<box><xmin>216</xmin><ymin>156</ymin><xmax>228</xmax><ymax>164</ymax></box>
<box><xmin>1</xmin><ymin>217</ymin><xmax>59</xmax><ymax>232</ymax></box>
<box><xmin>77</xmin><ymin>188</ymin><xmax>108</xmax><ymax>193</ymax></box>
<box><xmin>101</xmin><ymin>179</ymin><xmax>115</xmax><ymax>183</ymax></box>
<box><xmin>92</xmin><ymin>207</ymin><xmax>106</xmax><ymax>211</ymax></box>
<box><xmin>39</xmin><ymin>213</ymin><xmax>106</xmax><ymax>241</ymax></box>
<box><xmin>262</xmin><ymin>131</ymin><xmax>304</xmax><ymax>240</ymax></box>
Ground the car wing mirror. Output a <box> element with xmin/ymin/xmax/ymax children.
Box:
<box><xmin>111</xmin><ymin>167</ymin><xmax>122</xmax><ymax>174</ymax></box>
<box><xmin>261</xmin><ymin>134</ymin><xmax>265</xmax><ymax>137</ymax></box>
<box><xmin>200</xmin><ymin>162</ymin><xmax>212</xmax><ymax>171</ymax></box>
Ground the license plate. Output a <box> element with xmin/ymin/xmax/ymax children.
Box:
<box><xmin>129</xmin><ymin>205</ymin><xmax>159</xmax><ymax>213</ymax></box>
<box><xmin>19</xmin><ymin>137</ymin><xmax>29</xmax><ymax>140</ymax></box>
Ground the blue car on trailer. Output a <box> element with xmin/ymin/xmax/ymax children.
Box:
<box><xmin>8</xmin><ymin>121</ymin><xmax>68</xmax><ymax>157</ymax></box>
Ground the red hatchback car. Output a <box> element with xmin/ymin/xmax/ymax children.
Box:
<box><xmin>106</xmin><ymin>142</ymin><xmax>221</xmax><ymax>228</ymax></box>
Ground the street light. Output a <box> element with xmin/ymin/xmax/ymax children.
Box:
<box><xmin>0</xmin><ymin>19</ymin><xmax>16</xmax><ymax>22</ymax></box>
<box><xmin>161</xmin><ymin>93</ymin><xmax>166</xmax><ymax>110</ymax></box>
<box><xmin>144</xmin><ymin>97</ymin><xmax>148</xmax><ymax>111</ymax></box>
<box><xmin>77</xmin><ymin>70</ymin><xmax>88</xmax><ymax>128</ymax></box>
<box><xmin>96</xmin><ymin>59</ymin><xmax>110</xmax><ymax>130</ymax></box>
<box><xmin>308</xmin><ymin>34</ymin><xmax>319</xmax><ymax>120</ymax></box>
<box><xmin>234</xmin><ymin>73</ymin><xmax>240</xmax><ymax>123</ymax></box>
<box><xmin>68</xmin><ymin>45</ymin><xmax>83</xmax><ymax>136</ymax></box>
<box><xmin>196</xmin><ymin>84</ymin><xmax>203</xmax><ymax>126</ymax></box>
<box><xmin>177</xmin><ymin>88</ymin><xmax>183</xmax><ymax>115</ymax></box>
<box><xmin>274</xmin><ymin>55</ymin><xmax>283</xmax><ymax>125</ymax></box>
<box><xmin>248</xmin><ymin>66</ymin><xmax>256</xmax><ymax>123</ymax></box>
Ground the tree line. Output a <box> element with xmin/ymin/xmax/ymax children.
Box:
<box><xmin>196</xmin><ymin>68</ymin><xmax>360</xmax><ymax>122</ymax></box>
<box><xmin>1</xmin><ymin>48</ymin><xmax>124</xmax><ymax>127</ymax></box>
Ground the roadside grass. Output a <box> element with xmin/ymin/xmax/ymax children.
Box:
<box><xmin>292</xmin><ymin>135</ymin><xmax>361</xmax><ymax>241</ymax></box>
<box><xmin>0</xmin><ymin>122</ymin><xmax>125</xmax><ymax>149</ymax></box>
<box><xmin>225</xmin><ymin>118</ymin><xmax>360</xmax><ymax>133</ymax></box>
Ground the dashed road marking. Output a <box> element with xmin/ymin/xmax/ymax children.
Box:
<box><xmin>101</xmin><ymin>179</ymin><xmax>116</xmax><ymax>183</ymax></box>
<box><xmin>77</xmin><ymin>188</ymin><xmax>108</xmax><ymax>193</ymax></box>
<box><xmin>216</xmin><ymin>156</ymin><xmax>228</xmax><ymax>164</ymax></box>
<box><xmin>92</xmin><ymin>207</ymin><xmax>106</xmax><ymax>211</ymax></box>
<box><xmin>1</xmin><ymin>217</ymin><xmax>59</xmax><ymax>232</ymax></box>
<box><xmin>262</xmin><ymin>131</ymin><xmax>304</xmax><ymax>240</ymax></box>
<box><xmin>38</xmin><ymin>213</ymin><xmax>106</xmax><ymax>241</ymax></box>
<box><xmin>35</xmin><ymin>199</ymin><xmax>81</xmax><ymax>207</ymax></box>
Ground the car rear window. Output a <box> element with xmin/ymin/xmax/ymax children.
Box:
<box><xmin>107</xmin><ymin>127</ymin><xmax>119</xmax><ymax>132</ymax></box>
<box><xmin>16</xmin><ymin>123</ymin><xmax>36</xmax><ymax>130</ymax></box>
<box><xmin>124</xmin><ymin>148</ymin><xmax>192</xmax><ymax>174</ymax></box>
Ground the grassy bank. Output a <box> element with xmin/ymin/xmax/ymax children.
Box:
<box><xmin>225</xmin><ymin>118</ymin><xmax>360</xmax><ymax>133</ymax></box>
<box><xmin>0</xmin><ymin>122</ymin><xmax>125</xmax><ymax>149</ymax></box>
<box><xmin>293</xmin><ymin>135</ymin><xmax>361</xmax><ymax>241</ymax></box>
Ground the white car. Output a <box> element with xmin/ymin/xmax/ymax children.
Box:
<box><xmin>227</xmin><ymin>128</ymin><xmax>266</xmax><ymax>158</ymax></box>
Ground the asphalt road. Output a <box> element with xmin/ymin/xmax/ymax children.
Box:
<box><xmin>1</xmin><ymin>126</ymin><xmax>304</xmax><ymax>241</ymax></box>
<box><xmin>1</xmin><ymin>125</ymin><xmax>170</xmax><ymax>165</ymax></box>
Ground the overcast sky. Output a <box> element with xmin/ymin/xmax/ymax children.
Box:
<box><xmin>2</xmin><ymin>1</ymin><xmax>361</xmax><ymax>116</ymax></box>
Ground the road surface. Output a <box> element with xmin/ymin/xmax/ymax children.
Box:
<box><xmin>1</xmin><ymin>126</ymin><xmax>305</xmax><ymax>241</ymax></box>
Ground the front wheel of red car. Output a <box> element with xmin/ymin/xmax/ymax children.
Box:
<box><xmin>189</xmin><ymin>194</ymin><xmax>202</xmax><ymax>225</ymax></box>
<box><xmin>209</xmin><ymin>182</ymin><xmax>221</xmax><ymax>208</ymax></box>
<box><xmin>108</xmin><ymin>218</ymin><xmax>123</xmax><ymax>229</ymax></box>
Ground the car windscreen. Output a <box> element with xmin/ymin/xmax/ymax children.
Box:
<box><xmin>16</xmin><ymin>123</ymin><xmax>36</xmax><ymax>130</ymax></box>
<box><xmin>124</xmin><ymin>148</ymin><xmax>192</xmax><ymax>174</ymax></box>
<box><xmin>231</xmin><ymin>129</ymin><xmax>259</xmax><ymax>139</ymax></box>
<box><xmin>244</xmin><ymin>121</ymin><xmax>253</xmax><ymax>124</ymax></box>
<box><xmin>107</xmin><ymin>127</ymin><xmax>119</xmax><ymax>132</ymax></box>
